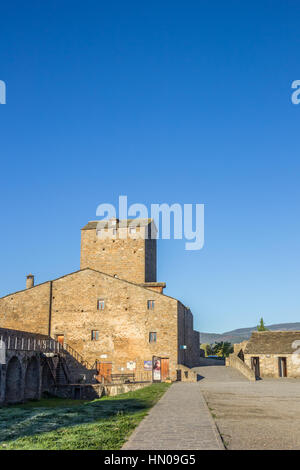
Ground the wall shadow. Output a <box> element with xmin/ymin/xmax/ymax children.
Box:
<box><xmin>0</xmin><ymin>397</ymin><xmax>151</xmax><ymax>444</ymax></box>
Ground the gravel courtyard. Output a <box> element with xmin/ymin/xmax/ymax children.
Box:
<box><xmin>193</xmin><ymin>364</ymin><xmax>300</xmax><ymax>450</ymax></box>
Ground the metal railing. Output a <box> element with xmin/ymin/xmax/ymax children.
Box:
<box><xmin>63</xmin><ymin>343</ymin><xmax>95</xmax><ymax>370</ymax></box>
<box><xmin>0</xmin><ymin>333</ymin><xmax>95</xmax><ymax>371</ymax></box>
<box><xmin>96</xmin><ymin>370</ymin><xmax>152</xmax><ymax>384</ymax></box>
<box><xmin>0</xmin><ymin>334</ymin><xmax>64</xmax><ymax>354</ymax></box>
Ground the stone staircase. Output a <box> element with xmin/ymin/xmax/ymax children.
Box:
<box><xmin>63</xmin><ymin>350</ymin><xmax>97</xmax><ymax>384</ymax></box>
<box><xmin>43</xmin><ymin>341</ymin><xmax>97</xmax><ymax>384</ymax></box>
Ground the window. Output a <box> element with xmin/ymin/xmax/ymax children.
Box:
<box><xmin>147</xmin><ymin>300</ymin><xmax>155</xmax><ymax>310</ymax></box>
<box><xmin>97</xmin><ymin>299</ymin><xmax>105</xmax><ymax>310</ymax></box>
<box><xmin>129</xmin><ymin>227</ymin><xmax>136</xmax><ymax>234</ymax></box>
<box><xmin>91</xmin><ymin>330</ymin><xmax>99</xmax><ymax>341</ymax></box>
<box><xmin>149</xmin><ymin>332</ymin><xmax>157</xmax><ymax>343</ymax></box>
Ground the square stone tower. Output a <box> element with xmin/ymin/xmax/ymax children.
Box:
<box><xmin>80</xmin><ymin>218</ymin><xmax>157</xmax><ymax>284</ymax></box>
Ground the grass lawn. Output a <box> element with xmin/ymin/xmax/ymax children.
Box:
<box><xmin>0</xmin><ymin>383</ymin><xmax>170</xmax><ymax>450</ymax></box>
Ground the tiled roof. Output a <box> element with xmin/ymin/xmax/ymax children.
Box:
<box><xmin>244</xmin><ymin>331</ymin><xmax>300</xmax><ymax>354</ymax></box>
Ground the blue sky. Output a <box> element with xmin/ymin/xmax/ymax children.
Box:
<box><xmin>0</xmin><ymin>1</ymin><xmax>300</xmax><ymax>333</ymax></box>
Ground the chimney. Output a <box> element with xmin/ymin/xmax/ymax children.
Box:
<box><xmin>26</xmin><ymin>274</ymin><xmax>34</xmax><ymax>289</ymax></box>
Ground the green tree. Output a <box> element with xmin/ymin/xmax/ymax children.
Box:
<box><xmin>257</xmin><ymin>317</ymin><xmax>268</xmax><ymax>331</ymax></box>
<box><xmin>200</xmin><ymin>343</ymin><xmax>213</xmax><ymax>357</ymax></box>
<box><xmin>212</xmin><ymin>341</ymin><xmax>233</xmax><ymax>358</ymax></box>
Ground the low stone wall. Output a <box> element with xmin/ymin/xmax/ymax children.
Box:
<box><xmin>198</xmin><ymin>357</ymin><xmax>225</xmax><ymax>366</ymax></box>
<box><xmin>176</xmin><ymin>364</ymin><xmax>198</xmax><ymax>382</ymax></box>
<box><xmin>234</xmin><ymin>340</ymin><xmax>248</xmax><ymax>354</ymax></box>
<box><xmin>53</xmin><ymin>381</ymin><xmax>151</xmax><ymax>400</ymax></box>
<box><xmin>227</xmin><ymin>354</ymin><xmax>256</xmax><ymax>381</ymax></box>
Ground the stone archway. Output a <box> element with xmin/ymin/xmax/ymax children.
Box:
<box><xmin>41</xmin><ymin>363</ymin><xmax>55</xmax><ymax>394</ymax></box>
<box><xmin>24</xmin><ymin>357</ymin><xmax>39</xmax><ymax>400</ymax></box>
<box><xmin>5</xmin><ymin>356</ymin><xmax>22</xmax><ymax>403</ymax></box>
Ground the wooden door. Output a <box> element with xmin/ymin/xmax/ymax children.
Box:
<box><xmin>161</xmin><ymin>358</ymin><xmax>169</xmax><ymax>381</ymax></box>
<box><xmin>278</xmin><ymin>357</ymin><xmax>287</xmax><ymax>377</ymax></box>
<box><xmin>57</xmin><ymin>335</ymin><xmax>64</xmax><ymax>346</ymax></box>
<box><xmin>251</xmin><ymin>357</ymin><xmax>260</xmax><ymax>378</ymax></box>
<box><xmin>96</xmin><ymin>362</ymin><xmax>112</xmax><ymax>383</ymax></box>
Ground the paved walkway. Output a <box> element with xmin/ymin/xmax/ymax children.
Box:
<box><xmin>195</xmin><ymin>365</ymin><xmax>300</xmax><ymax>449</ymax></box>
<box><xmin>122</xmin><ymin>382</ymin><xmax>224</xmax><ymax>450</ymax></box>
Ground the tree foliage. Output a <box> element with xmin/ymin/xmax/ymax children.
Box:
<box><xmin>257</xmin><ymin>317</ymin><xmax>268</xmax><ymax>331</ymax></box>
<box><xmin>200</xmin><ymin>343</ymin><xmax>213</xmax><ymax>357</ymax></box>
<box><xmin>212</xmin><ymin>341</ymin><xmax>233</xmax><ymax>357</ymax></box>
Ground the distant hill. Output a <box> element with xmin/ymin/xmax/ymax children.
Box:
<box><xmin>200</xmin><ymin>322</ymin><xmax>300</xmax><ymax>345</ymax></box>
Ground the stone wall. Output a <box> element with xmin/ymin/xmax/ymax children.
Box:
<box><xmin>50</xmin><ymin>269</ymin><xmax>180</xmax><ymax>379</ymax></box>
<box><xmin>0</xmin><ymin>282</ymin><xmax>51</xmax><ymax>335</ymax></box>
<box><xmin>0</xmin><ymin>350</ymin><xmax>44</xmax><ymax>404</ymax></box>
<box><xmin>226</xmin><ymin>353</ymin><xmax>256</xmax><ymax>381</ymax></box>
<box><xmin>244</xmin><ymin>353</ymin><xmax>300</xmax><ymax>378</ymax></box>
<box><xmin>54</xmin><ymin>381</ymin><xmax>151</xmax><ymax>400</ymax></box>
<box><xmin>198</xmin><ymin>357</ymin><xmax>225</xmax><ymax>366</ymax></box>
<box><xmin>177</xmin><ymin>303</ymin><xmax>200</xmax><ymax>368</ymax></box>
<box><xmin>234</xmin><ymin>340</ymin><xmax>248</xmax><ymax>355</ymax></box>
<box><xmin>80</xmin><ymin>224</ymin><xmax>156</xmax><ymax>284</ymax></box>
<box><xmin>0</xmin><ymin>218</ymin><xmax>200</xmax><ymax>383</ymax></box>
<box><xmin>0</xmin><ymin>270</ymin><xmax>199</xmax><ymax>381</ymax></box>
<box><xmin>176</xmin><ymin>364</ymin><xmax>198</xmax><ymax>382</ymax></box>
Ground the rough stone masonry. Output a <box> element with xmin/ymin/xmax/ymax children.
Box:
<box><xmin>0</xmin><ymin>218</ymin><xmax>200</xmax><ymax>380</ymax></box>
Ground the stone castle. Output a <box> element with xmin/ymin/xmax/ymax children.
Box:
<box><xmin>0</xmin><ymin>218</ymin><xmax>200</xmax><ymax>382</ymax></box>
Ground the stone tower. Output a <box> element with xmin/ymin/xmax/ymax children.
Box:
<box><xmin>80</xmin><ymin>218</ymin><xmax>158</xmax><ymax>285</ymax></box>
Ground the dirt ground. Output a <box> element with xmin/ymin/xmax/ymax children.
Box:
<box><xmin>193</xmin><ymin>364</ymin><xmax>300</xmax><ymax>450</ymax></box>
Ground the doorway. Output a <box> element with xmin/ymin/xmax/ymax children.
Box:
<box><xmin>96</xmin><ymin>362</ymin><xmax>112</xmax><ymax>383</ymax></box>
<box><xmin>160</xmin><ymin>358</ymin><xmax>170</xmax><ymax>381</ymax></box>
<box><xmin>57</xmin><ymin>335</ymin><xmax>64</xmax><ymax>346</ymax></box>
<box><xmin>251</xmin><ymin>357</ymin><xmax>260</xmax><ymax>378</ymax></box>
<box><xmin>278</xmin><ymin>357</ymin><xmax>287</xmax><ymax>377</ymax></box>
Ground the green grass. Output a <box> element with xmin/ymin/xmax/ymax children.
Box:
<box><xmin>0</xmin><ymin>383</ymin><xmax>170</xmax><ymax>450</ymax></box>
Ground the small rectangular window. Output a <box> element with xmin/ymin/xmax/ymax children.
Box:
<box><xmin>147</xmin><ymin>300</ymin><xmax>155</xmax><ymax>310</ymax></box>
<box><xmin>149</xmin><ymin>332</ymin><xmax>157</xmax><ymax>343</ymax></box>
<box><xmin>91</xmin><ymin>330</ymin><xmax>99</xmax><ymax>341</ymax></box>
<box><xmin>97</xmin><ymin>299</ymin><xmax>105</xmax><ymax>310</ymax></box>
<box><xmin>129</xmin><ymin>227</ymin><xmax>136</xmax><ymax>234</ymax></box>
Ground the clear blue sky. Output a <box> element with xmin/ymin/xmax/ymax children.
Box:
<box><xmin>1</xmin><ymin>1</ymin><xmax>300</xmax><ymax>333</ymax></box>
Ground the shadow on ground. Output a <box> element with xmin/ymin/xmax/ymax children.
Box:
<box><xmin>0</xmin><ymin>395</ymin><xmax>154</xmax><ymax>443</ymax></box>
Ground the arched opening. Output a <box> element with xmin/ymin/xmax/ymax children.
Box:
<box><xmin>24</xmin><ymin>357</ymin><xmax>39</xmax><ymax>400</ymax></box>
<box><xmin>41</xmin><ymin>363</ymin><xmax>55</xmax><ymax>395</ymax></box>
<box><xmin>237</xmin><ymin>349</ymin><xmax>245</xmax><ymax>362</ymax></box>
<box><xmin>5</xmin><ymin>356</ymin><xmax>22</xmax><ymax>403</ymax></box>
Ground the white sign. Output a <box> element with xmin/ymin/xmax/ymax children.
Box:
<box><xmin>127</xmin><ymin>361</ymin><xmax>136</xmax><ymax>370</ymax></box>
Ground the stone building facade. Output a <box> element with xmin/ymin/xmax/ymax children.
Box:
<box><xmin>0</xmin><ymin>218</ymin><xmax>200</xmax><ymax>381</ymax></box>
<box><xmin>235</xmin><ymin>331</ymin><xmax>300</xmax><ymax>378</ymax></box>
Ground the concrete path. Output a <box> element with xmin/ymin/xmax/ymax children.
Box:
<box><xmin>122</xmin><ymin>382</ymin><xmax>224</xmax><ymax>450</ymax></box>
<box><xmin>194</xmin><ymin>365</ymin><xmax>300</xmax><ymax>449</ymax></box>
